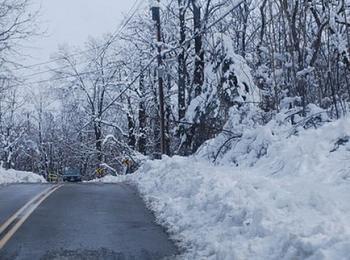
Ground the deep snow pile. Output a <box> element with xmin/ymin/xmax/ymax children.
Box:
<box><xmin>0</xmin><ymin>168</ymin><xmax>46</xmax><ymax>184</ymax></box>
<box><xmin>129</xmin><ymin>115</ymin><xmax>350</xmax><ymax>259</ymax></box>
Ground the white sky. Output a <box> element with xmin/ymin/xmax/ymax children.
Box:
<box><xmin>25</xmin><ymin>0</ymin><xmax>136</xmax><ymax>66</ymax></box>
<box><xmin>17</xmin><ymin>0</ymin><xmax>142</xmax><ymax>111</ymax></box>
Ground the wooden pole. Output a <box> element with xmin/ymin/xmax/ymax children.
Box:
<box><xmin>151</xmin><ymin>0</ymin><xmax>166</xmax><ymax>156</ymax></box>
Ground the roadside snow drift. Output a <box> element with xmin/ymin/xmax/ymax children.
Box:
<box><xmin>88</xmin><ymin>174</ymin><xmax>126</xmax><ymax>183</ymax></box>
<box><xmin>0</xmin><ymin>168</ymin><xmax>46</xmax><ymax>184</ymax></box>
<box><xmin>129</xmin><ymin>116</ymin><xmax>350</xmax><ymax>259</ymax></box>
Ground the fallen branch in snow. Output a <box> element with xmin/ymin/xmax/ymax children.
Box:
<box><xmin>330</xmin><ymin>136</ymin><xmax>349</xmax><ymax>153</ymax></box>
<box><xmin>288</xmin><ymin>111</ymin><xmax>330</xmax><ymax>137</ymax></box>
<box><xmin>213</xmin><ymin>133</ymin><xmax>243</xmax><ymax>163</ymax></box>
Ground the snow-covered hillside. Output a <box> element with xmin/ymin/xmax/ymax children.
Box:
<box><xmin>0</xmin><ymin>168</ymin><xmax>46</xmax><ymax>184</ymax></box>
<box><xmin>106</xmin><ymin>114</ymin><xmax>350</xmax><ymax>259</ymax></box>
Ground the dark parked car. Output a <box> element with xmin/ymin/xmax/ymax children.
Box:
<box><xmin>63</xmin><ymin>168</ymin><xmax>82</xmax><ymax>182</ymax></box>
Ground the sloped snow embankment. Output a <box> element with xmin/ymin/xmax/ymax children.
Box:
<box><xmin>88</xmin><ymin>174</ymin><xmax>128</xmax><ymax>183</ymax></box>
<box><xmin>0</xmin><ymin>168</ymin><xmax>46</xmax><ymax>184</ymax></box>
<box><xmin>130</xmin><ymin>117</ymin><xmax>350</xmax><ymax>259</ymax></box>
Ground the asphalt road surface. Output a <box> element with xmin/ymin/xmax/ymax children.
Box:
<box><xmin>0</xmin><ymin>183</ymin><xmax>178</xmax><ymax>260</ymax></box>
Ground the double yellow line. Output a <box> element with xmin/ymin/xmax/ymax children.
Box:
<box><xmin>0</xmin><ymin>184</ymin><xmax>62</xmax><ymax>250</ymax></box>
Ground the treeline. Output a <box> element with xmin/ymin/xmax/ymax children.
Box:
<box><xmin>1</xmin><ymin>0</ymin><xmax>350</xmax><ymax>176</ymax></box>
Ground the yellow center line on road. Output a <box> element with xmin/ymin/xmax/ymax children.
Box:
<box><xmin>0</xmin><ymin>186</ymin><xmax>54</xmax><ymax>235</ymax></box>
<box><xmin>0</xmin><ymin>184</ymin><xmax>63</xmax><ymax>250</ymax></box>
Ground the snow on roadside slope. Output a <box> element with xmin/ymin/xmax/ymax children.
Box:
<box><xmin>0</xmin><ymin>168</ymin><xmax>46</xmax><ymax>184</ymax></box>
<box><xmin>88</xmin><ymin>174</ymin><xmax>127</xmax><ymax>183</ymax></box>
<box><xmin>129</xmin><ymin>116</ymin><xmax>350</xmax><ymax>259</ymax></box>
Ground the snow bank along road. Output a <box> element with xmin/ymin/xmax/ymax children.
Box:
<box><xmin>0</xmin><ymin>183</ymin><xmax>178</xmax><ymax>259</ymax></box>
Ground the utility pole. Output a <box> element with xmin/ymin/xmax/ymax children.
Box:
<box><xmin>151</xmin><ymin>0</ymin><xmax>166</xmax><ymax>156</ymax></box>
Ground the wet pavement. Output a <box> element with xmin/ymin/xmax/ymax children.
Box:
<box><xmin>0</xmin><ymin>183</ymin><xmax>178</xmax><ymax>260</ymax></box>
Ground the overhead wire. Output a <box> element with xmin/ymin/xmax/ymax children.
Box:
<box><xmin>11</xmin><ymin>0</ymin><xmax>144</xmax><ymax>74</ymax></box>
<box><xmin>10</xmin><ymin>0</ymin><xmax>244</xmax><ymax>107</ymax></box>
<box><xmin>8</xmin><ymin>65</ymin><xmax>127</xmax><ymax>88</ymax></box>
<box><xmin>3</xmin><ymin>0</ymin><xmax>144</xmax><ymax>89</ymax></box>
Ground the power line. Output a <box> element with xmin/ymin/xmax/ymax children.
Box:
<box><xmin>9</xmin><ymin>0</ymin><xmax>244</xmax><ymax>103</ymax></box>
<box><xmin>12</xmin><ymin>0</ymin><xmax>144</xmax><ymax>73</ymax></box>
<box><xmin>97</xmin><ymin>0</ymin><xmax>144</xmax><ymax>57</ymax></box>
<box><xmin>7</xmin><ymin>65</ymin><xmax>126</xmax><ymax>88</ymax></box>
<box><xmin>101</xmin><ymin>0</ymin><xmax>245</xmax><ymax>114</ymax></box>
<box><xmin>5</xmin><ymin>0</ymin><xmax>144</xmax><ymax>89</ymax></box>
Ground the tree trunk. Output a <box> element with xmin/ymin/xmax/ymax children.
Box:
<box><xmin>178</xmin><ymin>0</ymin><xmax>187</xmax><ymax>120</ymax></box>
<box><xmin>191</xmin><ymin>0</ymin><xmax>204</xmax><ymax>97</ymax></box>
<box><xmin>94</xmin><ymin>122</ymin><xmax>103</xmax><ymax>165</ymax></box>
<box><xmin>138</xmin><ymin>72</ymin><xmax>147</xmax><ymax>154</ymax></box>
<box><xmin>127</xmin><ymin>98</ymin><xmax>136</xmax><ymax>149</ymax></box>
